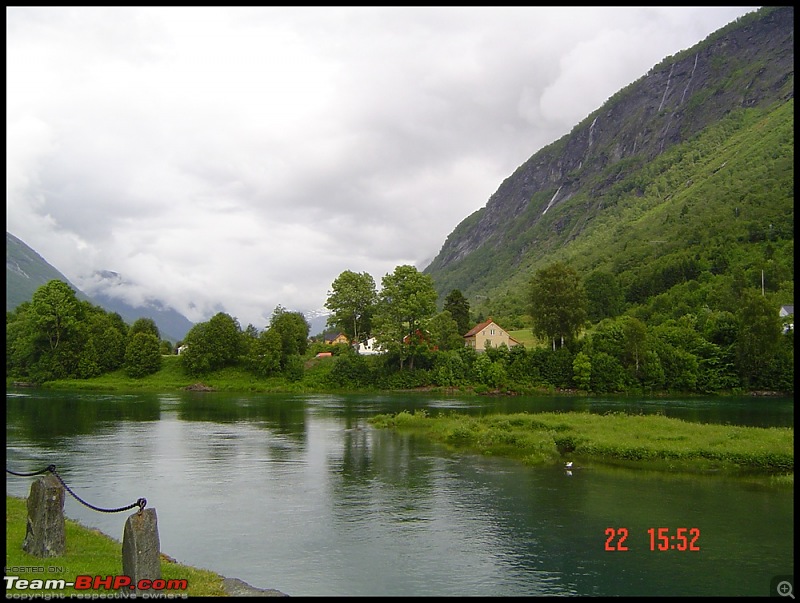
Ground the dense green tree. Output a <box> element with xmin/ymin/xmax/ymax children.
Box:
<box><xmin>325</xmin><ymin>270</ymin><xmax>377</xmax><ymax>344</ymax></box>
<box><xmin>30</xmin><ymin>280</ymin><xmax>84</xmax><ymax>355</ymax></box>
<box><xmin>25</xmin><ymin>280</ymin><xmax>87</xmax><ymax>380</ymax></box>
<box><xmin>443</xmin><ymin>289</ymin><xmax>471</xmax><ymax>335</ymax></box>
<box><xmin>506</xmin><ymin>345</ymin><xmax>538</xmax><ymax>386</ymax></box>
<box><xmin>83</xmin><ymin>306</ymin><xmax>127</xmax><ymax>374</ymax></box>
<box><xmin>431</xmin><ymin>350</ymin><xmax>469</xmax><ymax>387</ymax></box>
<box><xmin>735</xmin><ymin>289</ymin><xmax>784</xmax><ymax>388</ymax></box>
<box><xmin>584</xmin><ymin>270</ymin><xmax>625</xmax><ymax>322</ymax></box>
<box><xmin>283</xmin><ymin>354</ymin><xmax>305</xmax><ymax>382</ymax></box>
<box><xmin>269</xmin><ymin>306</ymin><xmax>310</xmax><ymax>367</ymax></box>
<box><xmin>245</xmin><ymin>328</ymin><xmax>283</xmax><ymax>377</ymax></box>
<box><xmin>640</xmin><ymin>349</ymin><xmax>666</xmax><ymax>391</ymax></box>
<box><xmin>572</xmin><ymin>351</ymin><xmax>592</xmax><ymax>391</ymax></box>
<box><xmin>529</xmin><ymin>262</ymin><xmax>588</xmax><ymax>350</ymax></box>
<box><xmin>701</xmin><ymin>310</ymin><xmax>739</xmax><ymax>347</ymax></box>
<box><xmin>539</xmin><ymin>347</ymin><xmax>576</xmax><ymax>388</ymax></box>
<box><xmin>125</xmin><ymin>332</ymin><xmax>162</xmax><ymax>378</ymax></box>
<box><xmin>128</xmin><ymin>317</ymin><xmax>160</xmax><ymax>341</ymax></box>
<box><xmin>472</xmin><ymin>352</ymin><xmax>507</xmax><ymax>389</ymax></box>
<box><xmin>5</xmin><ymin>284</ymin><xmax>138</xmax><ymax>382</ymax></box>
<box><xmin>180</xmin><ymin>323</ymin><xmax>213</xmax><ymax>375</ymax></box>
<box><xmin>373</xmin><ymin>265</ymin><xmax>438</xmax><ymax>370</ymax></box>
<box><xmin>621</xmin><ymin>316</ymin><xmax>648</xmax><ymax>376</ymax></box>
<box><xmin>327</xmin><ymin>349</ymin><xmax>372</xmax><ymax>388</ymax></box>
<box><xmin>650</xmin><ymin>335</ymin><xmax>699</xmax><ymax>391</ymax></box>
<box><xmin>589</xmin><ymin>352</ymin><xmax>626</xmax><ymax>393</ymax></box>
<box><xmin>180</xmin><ymin>312</ymin><xmax>243</xmax><ymax>376</ymax></box>
<box><xmin>207</xmin><ymin>311</ymin><xmax>244</xmax><ymax>363</ymax></box>
<box><xmin>427</xmin><ymin>310</ymin><xmax>465</xmax><ymax>351</ymax></box>
<box><xmin>6</xmin><ymin>303</ymin><xmax>36</xmax><ymax>377</ymax></box>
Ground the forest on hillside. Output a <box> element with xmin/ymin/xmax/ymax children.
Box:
<box><xmin>7</xmin><ymin>258</ymin><xmax>793</xmax><ymax>395</ymax></box>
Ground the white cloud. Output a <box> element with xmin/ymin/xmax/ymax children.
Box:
<box><xmin>6</xmin><ymin>6</ymin><xmax>759</xmax><ymax>328</ymax></box>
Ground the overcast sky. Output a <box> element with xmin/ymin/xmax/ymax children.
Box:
<box><xmin>6</xmin><ymin>6</ymin><xmax>759</xmax><ymax>329</ymax></box>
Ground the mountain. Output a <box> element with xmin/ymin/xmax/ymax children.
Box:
<box><xmin>303</xmin><ymin>307</ymin><xmax>334</xmax><ymax>338</ymax></box>
<box><xmin>423</xmin><ymin>7</ymin><xmax>794</xmax><ymax>323</ymax></box>
<box><xmin>6</xmin><ymin>232</ymin><xmax>91</xmax><ymax>309</ymax></box>
<box><xmin>6</xmin><ymin>232</ymin><xmax>194</xmax><ymax>342</ymax></box>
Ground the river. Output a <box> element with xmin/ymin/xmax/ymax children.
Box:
<box><xmin>5</xmin><ymin>389</ymin><xmax>794</xmax><ymax>596</ymax></box>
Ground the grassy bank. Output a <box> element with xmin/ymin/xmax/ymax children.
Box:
<box><xmin>369</xmin><ymin>410</ymin><xmax>794</xmax><ymax>483</ymax></box>
<box><xmin>18</xmin><ymin>354</ymin><xmax>336</xmax><ymax>393</ymax></box>
<box><xmin>5</xmin><ymin>495</ymin><xmax>228</xmax><ymax>596</ymax></box>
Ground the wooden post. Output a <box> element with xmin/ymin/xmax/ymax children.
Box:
<box><xmin>22</xmin><ymin>474</ymin><xmax>66</xmax><ymax>557</ymax></box>
<box><xmin>122</xmin><ymin>507</ymin><xmax>161</xmax><ymax>591</ymax></box>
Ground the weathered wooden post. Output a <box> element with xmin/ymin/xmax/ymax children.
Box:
<box><xmin>122</xmin><ymin>506</ymin><xmax>161</xmax><ymax>591</ymax></box>
<box><xmin>22</xmin><ymin>474</ymin><xmax>66</xmax><ymax>557</ymax></box>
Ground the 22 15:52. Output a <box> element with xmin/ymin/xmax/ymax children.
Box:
<box><xmin>604</xmin><ymin>527</ymin><xmax>701</xmax><ymax>551</ymax></box>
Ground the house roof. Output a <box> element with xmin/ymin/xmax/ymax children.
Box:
<box><xmin>464</xmin><ymin>318</ymin><xmax>502</xmax><ymax>338</ymax></box>
<box><xmin>780</xmin><ymin>305</ymin><xmax>794</xmax><ymax>315</ymax></box>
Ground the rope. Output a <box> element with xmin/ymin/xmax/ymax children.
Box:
<box><xmin>7</xmin><ymin>464</ymin><xmax>146</xmax><ymax>514</ymax></box>
<box><xmin>6</xmin><ymin>464</ymin><xmax>54</xmax><ymax>477</ymax></box>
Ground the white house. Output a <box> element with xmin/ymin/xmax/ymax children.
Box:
<box><xmin>357</xmin><ymin>337</ymin><xmax>384</xmax><ymax>355</ymax></box>
<box><xmin>780</xmin><ymin>304</ymin><xmax>793</xmax><ymax>333</ymax></box>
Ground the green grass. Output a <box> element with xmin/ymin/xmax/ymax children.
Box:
<box><xmin>27</xmin><ymin>354</ymin><xmax>340</xmax><ymax>394</ymax></box>
<box><xmin>5</xmin><ymin>495</ymin><xmax>229</xmax><ymax>596</ymax></box>
<box><xmin>370</xmin><ymin>410</ymin><xmax>794</xmax><ymax>482</ymax></box>
<box><xmin>507</xmin><ymin>329</ymin><xmax>539</xmax><ymax>347</ymax></box>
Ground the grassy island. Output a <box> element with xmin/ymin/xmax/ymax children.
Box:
<box><xmin>369</xmin><ymin>410</ymin><xmax>794</xmax><ymax>484</ymax></box>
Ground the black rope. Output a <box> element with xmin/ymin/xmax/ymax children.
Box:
<box><xmin>5</xmin><ymin>464</ymin><xmax>55</xmax><ymax>477</ymax></box>
<box><xmin>7</xmin><ymin>464</ymin><xmax>146</xmax><ymax>514</ymax></box>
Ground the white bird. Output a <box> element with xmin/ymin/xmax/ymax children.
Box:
<box><xmin>565</xmin><ymin>461</ymin><xmax>573</xmax><ymax>469</ymax></box>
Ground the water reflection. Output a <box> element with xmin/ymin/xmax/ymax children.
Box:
<box><xmin>6</xmin><ymin>391</ymin><xmax>160</xmax><ymax>447</ymax></box>
<box><xmin>5</xmin><ymin>390</ymin><xmax>793</xmax><ymax>597</ymax></box>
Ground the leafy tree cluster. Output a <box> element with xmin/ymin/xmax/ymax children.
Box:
<box><xmin>180</xmin><ymin>305</ymin><xmax>310</xmax><ymax>381</ymax></box>
<box><xmin>6</xmin><ymin>280</ymin><xmax>163</xmax><ymax>382</ymax></box>
<box><xmin>7</xmin><ymin>255</ymin><xmax>792</xmax><ymax>395</ymax></box>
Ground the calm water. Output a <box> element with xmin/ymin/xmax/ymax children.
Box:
<box><xmin>5</xmin><ymin>390</ymin><xmax>794</xmax><ymax>597</ymax></box>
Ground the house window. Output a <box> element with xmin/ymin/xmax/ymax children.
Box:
<box><xmin>490</xmin><ymin>328</ymin><xmax>495</xmax><ymax>335</ymax></box>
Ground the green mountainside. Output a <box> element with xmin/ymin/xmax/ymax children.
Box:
<box><xmin>423</xmin><ymin>6</ymin><xmax>794</xmax><ymax>327</ymax></box>
<box><xmin>6</xmin><ymin>232</ymin><xmax>91</xmax><ymax>310</ymax></box>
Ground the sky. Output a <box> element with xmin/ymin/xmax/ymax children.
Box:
<box><xmin>6</xmin><ymin>6</ymin><xmax>760</xmax><ymax>329</ymax></box>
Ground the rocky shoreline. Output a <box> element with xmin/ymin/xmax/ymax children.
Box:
<box><xmin>221</xmin><ymin>577</ymin><xmax>288</xmax><ymax>597</ymax></box>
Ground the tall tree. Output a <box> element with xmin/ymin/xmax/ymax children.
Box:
<box><xmin>584</xmin><ymin>270</ymin><xmax>624</xmax><ymax>322</ymax></box>
<box><xmin>443</xmin><ymin>289</ymin><xmax>471</xmax><ymax>335</ymax></box>
<box><xmin>26</xmin><ymin>280</ymin><xmax>86</xmax><ymax>380</ymax></box>
<box><xmin>245</xmin><ymin>328</ymin><xmax>282</xmax><ymax>377</ymax></box>
<box><xmin>325</xmin><ymin>270</ymin><xmax>377</xmax><ymax>344</ymax></box>
<box><xmin>125</xmin><ymin>332</ymin><xmax>162</xmax><ymax>378</ymax></box>
<box><xmin>428</xmin><ymin>310</ymin><xmax>465</xmax><ymax>351</ymax></box>
<box><xmin>620</xmin><ymin>315</ymin><xmax>648</xmax><ymax>377</ymax></box>
<box><xmin>373</xmin><ymin>265</ymin><xmax>438</xmax><ymax>370</ymax></box>
<box><xmin>269</xmin><ymin>306</ymin><xmax>310</xmax><ymax>368</ymax></box>
<box><xmin>30</xmin><ymin>280</ymin><xmax>83</xmax><ymax>354</ymax></box>
<box><xmin>129</xmin><ymin>317</ymin><xmax>160</xmax><ymax>341</ymax></box>
<box><xmin>529</xmin><ymin>262</ymin><xmax>588</xmax><ymax>350</ymax></box>
<box><xmin>83</xmin><ymin>305</ymin><xmax>127</xmax><ymax>375</ymax></box>
<box><xmin>180</xmin><ymin>312</ymin><xmax>243</xmax><ymax>375</ymax></box>
<box><xmin>735</xmin><ymin>289</ymin><xmax>783</xmax><ymax>388</ymax></box>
